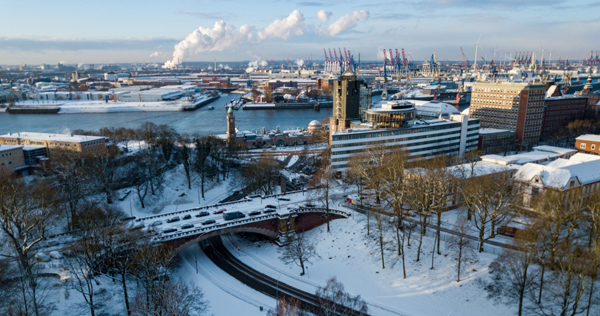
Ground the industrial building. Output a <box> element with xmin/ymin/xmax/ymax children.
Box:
<box><xmin>0</xmin><ymin>132</ymin><xmax>107</xmax><ymax>155</ymax></box>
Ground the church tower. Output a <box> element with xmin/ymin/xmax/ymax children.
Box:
<box><xmin>226</xmin><ymin>106</ymin><xmax>236</xmax><ymax>146</ymax></box>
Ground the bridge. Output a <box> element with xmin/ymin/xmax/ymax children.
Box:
<box><xmin>135</xmin><ymin>206</ymin><xmax>351</xmax><ymax>255</ymax></box>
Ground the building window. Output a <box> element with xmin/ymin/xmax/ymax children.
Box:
<box><xmin>592</xmin><ymin>144</ymin><xmax>596</xmax><ymax>151</ymax></box>
<box><xmin>581</xmin><ymin>143</ymin><xmax>587</xmax><ymax>149</ymax></box>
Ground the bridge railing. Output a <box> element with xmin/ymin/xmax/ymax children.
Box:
<box><xmin>137</xmin><ymin>187</ymin><xmax>320</xmax><ymax>223</ymax></box>
<box><xmin>152</xmin><ymin>213</ymin><xmax>280</xmax><ymax>242</ymax></box>
<box><xmin>152</xmin><ymin>208</ymin><xmax>351</xmax><ymax>242</ymax></box>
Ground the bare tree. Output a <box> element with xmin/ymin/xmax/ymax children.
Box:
<box><xmin>309</xmin><ymin>148</ymin><xmax>335</xmax><ymax>232</ymax></box>
<box><xmin>459</xmin><ymin>170</ymin><xmax>513</xmax><ymax>252</ymax></box>
<box><xmin>0</xmin><ymin>174</ymin><xmax>56</xmax><ymax>316</ymax></box>
<box><xmin>180</xmin><ymin>135</ymin><xmax>193</xmax><ymax>190</ymax></box>
<box><xmin>194</xmin><ymin>137</ymin><xmax>212</xmax><ymax>198</ymax></box>
<box><xmin>155</xmin><ymin>124</ymin><xmax>179</xmax><ymax>162</ymax></box>
<box><xmin>131</xmin><ymin>278</ymin><xmax>209</xmax><ymax>316</ymax></box>
<box><xmin>278</xmin><ymin>233</ymin><xmax>319</xmax><ymax>276</ymax></box>
<box><xmin>487</xmin><ymin>230</ymin><xmax>538</xmax><ymax>316</ymax></box>
<box><xmin>315</xmin><ymin>277</ymin><xmax>368</xmax><ymax>316</ymax></box>
<box><xmin>242</xmin><ymin>156</ymin><xmax>282</xmax><ymax>196</ymax></box>
<box><xmin>447</xmin><ymin>215</ymin><xmax>476</xmax><ymax>283</ymax></box>
<box><xmin>268</xmin><ymin>295</ymin><xmax>307</xmax><ymax>316</ymax></box>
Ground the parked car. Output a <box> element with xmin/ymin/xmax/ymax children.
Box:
<box><xmin>263</xmin><ymin>209</ymin><xmax>276</xmax><ymax>214</ymax></box>
<box><xmin>265</xmin><ymin>204</ymin><xmax>277</xmax><ymax>209</ymax></box>
<box><xmin>249</xmin><ymin>210</ymin><xmax>262</xmax><ymax>216</ymax></box>
<box><xmin>214</xmin><ymin>209</ymin><xmax>226</xmax><ymax>214</ymax></box>
<box><xmin>196</xmin><ymin>211</ymin><xmax>210</xmax><ymax>217</ymax></box>
<box><xmin>202</xmin><ymin>219</ymin><xmax>216</xmax><ymax>225</ymax></box>
<box><xmin>183</xmin><ymin>214</ymin><xmax>192</xmax><ymax>220</ymax></box>
<box><xmin>163</xmin><ymin>228</ymin><xmax>177</xmax><ymax>234</ymax></box>
<box><xmin>181</xmin><ymin>223</ymin><xmax>194</xmax><ymax>229</ymax></box>
<box><xmin>151</xmin><ymin>220</ymin><xmax>163</xmax><ymax>227</ymax></box>
<box><xmin>166</xmin><ymin>216</ymin><xmax>180</xmax><ymax>223</ymax></box>
<box><xmin>277</xmin><ymin>197</ymin><xmax>291</xmax><ymax>201</ymax></box>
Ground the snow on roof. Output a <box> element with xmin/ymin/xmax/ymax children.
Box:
<box><xmin>0</xmin><ymin>132</ymin><xmax>105</xmax><ymax>143</ymax></box>
<box><xmin>0</xmin><ymin>145</ymin><xmax>23</xmax><ymax>152</ymax></box>
<box><xmin>461</xmin><ymin>107</ymin><xmax>469</xmax><ymax>115</ymax></box>
<box><xmin>479</xmin><ymin>128</ymin><xmax>512</xmax><ymax>134</ymax></box>
<box><xmin>446</xmin><ymin>161</ymin><xmax>519</xmax><ymax>179</ymax></box>
<box><xmin>515</xmin><ymin>157</ymin><xmax>600</xmax><ymax>190</ymax></box>
<box><xmin>481</xmin><ymin>151</ymin><xmax>563</xmax><ymax>166</ymax></box>
<box><xmin>546</xmin><ymin>153</ymin><xmax>600</xmax><ymax>168</ymax></box>
<box><xmin>576</xmin><ymin>134</ymin><xmax>600</xmax><ymax>143</ymax></box>
<box><xmin>532</xmin><ymin>145</ymin><xmax>577</xmax><ymax>155</ymax></box>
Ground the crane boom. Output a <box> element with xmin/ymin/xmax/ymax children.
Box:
<box><xmin>460</xmin><ymin>47</ymin><xmax>468</xmax><ymax>69</ymax></box>
<box><xmin>323</xmin><ymin>49</ymin><xmax>328</xmax><ymax>63</ymax></box>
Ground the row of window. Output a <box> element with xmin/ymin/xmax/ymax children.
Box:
<box><xmin>0</xmin><ymin>152</ymin><xmax>13</xmax><ymax>157</ymax></box>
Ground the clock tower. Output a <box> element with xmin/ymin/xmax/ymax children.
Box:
<box><xmin>226</xmin><ymin>106</ymin><xmax>236</xmax><ymax>146</ymax></box>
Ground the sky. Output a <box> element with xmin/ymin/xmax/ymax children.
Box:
<box><xmin>0</xmin><ymin>0</ymin><xmax>599</xmax><ymax>66</ymax></box>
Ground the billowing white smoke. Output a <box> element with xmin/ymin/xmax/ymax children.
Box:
<box><xmin>317</xmin><ymin>10</ymin><xmax>332</xmax><ymax>23</ymax></box>
<box><xmin>149</xmin><ymin>51</ymin><xmax>160</xmax><ymax>58</ymax></box>
<box><xmin>164</xmin><ymin>10</ymin><xmax>305</xmax><ymax>68</ymax></box>
<box><xmin>260</xmin><ymin>60</ymin><xmax>269</xmax><ymax>67</ymax></box>
<box><xmin>295</xmin><ymin>59</ymin><xmax>304</xmax><ymax>67</ymax></box>
<box><xmin>257</xmin><ymin>10</ymin><xmax>305</xmax><ymax>41</ymax></box>
<box><xmin>245</xmin><ymin>67</ymin><xmax>254</xmax><ymax>73</ymax></box>
<box><xmin>318</xmin><ymin>10</ymin><xmax>369</xmax><ymax>37</ymax></box>
<box><xmin>164</xmin><ymin>21</ymin><xmax>254</xmax><ymax>68</ymax></box>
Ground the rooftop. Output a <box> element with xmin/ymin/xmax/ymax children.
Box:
<box><xmin>0</xmin><ymin>132</ymin><xmax>105</xmax><ymax>143</ymax></box>
<box><xmin>0</xmin><ymin>145</ymin><xmax>23</xmax><ymax>152</ymax></box>
<box><xmin>576</xmin><ymin>134</ymin><xmax>600</xmax><ymax>143</ymax></box>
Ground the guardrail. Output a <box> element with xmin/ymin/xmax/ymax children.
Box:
<box><xmin>152</xmin><ymin>207</ymin><xmax>350</xmax><ymax>242</ymax></box>
<box><xmin>137</xmin><ymin>187</ymin><xmax>319</xmax><ymax>222</ymax></box>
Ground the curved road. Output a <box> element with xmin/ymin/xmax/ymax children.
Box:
<box><xmin>201</xmin><ymin>236</ymin><xmax>369</xmax><ymax>316</ymax></box>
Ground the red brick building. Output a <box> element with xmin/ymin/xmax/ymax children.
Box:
<box><xmin>541</xmin><ymin>95</ymin><xmax>587</xmax><ymax>138</ymax></box>
<box><xmin>576</xmin><ymin>134</ymin><xmax>600</xmax><ymax>155</ymax></box>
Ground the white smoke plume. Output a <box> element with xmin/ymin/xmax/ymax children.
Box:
<box><xmin>317</xmin><ymin>10</ymin><xmax>332</xmax><ymax>23</ymax></box>
<box><xmin>257</xmin><ymin>10</ymin><xmax>305</xmax><ymax>41</ymax></box>
<box><xmin>164</xmin><ymin>10</ymin><xmax>305</xmax><ymax>68</ymax></box>
<box><xmin>295</xmin><ymin>59</ymin><xmax>304</xmax><ymax>67</ymax></box>
<box><xmin>318</xmin><ymin>10</ymin><xmax>369</xmax><ymax>37</ymax></box>
<box><xmin>260</xmin><ymin>60</ymin><xmax>269</xmax><ymax>67</ymax></box>
<box><xmin>149</xmin><ymin>51</ymin><xmax>160</xmax><ymax>58</ymax></box>
<box><xmin>163</xmin><ymin>21</ymin><xmax>254</xmax><ymax>68</ymax></box>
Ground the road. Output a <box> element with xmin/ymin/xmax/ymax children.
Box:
<box><xmin>201</xmin><ymin>236</ymin><xmax>370</xmax><ymax>316</ymax></box>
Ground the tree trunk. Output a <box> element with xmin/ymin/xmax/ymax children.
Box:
<box><xmin>436</xmin><ymin>212</ymin><xmax>442</xmax><ymax>255</ymax></box>
<box><xmin>491</xmin><ymin>218</ymin><xmax>496</xmax><ymax>238</ymax></box>
<box><xmin>367</xmin><ymin>209</ymin><xmax>370</xmax><ymax>236</ymax></box>
<box><xmin>401</xmin><ymin>234</ymin><xmax>406</xmax><ymax>279</ymax></box>
<box><xmin>586</xmin><ymin>276</ymin><xmax>595</xmax><ymax>316</ymax></box>
<box><xmin>430</xmin><ymin>235</ymin><xmax>436</xmax><ymax>269</ymax></box>
<box><xmin>201</xmin><ymin>171</ymin><xmax>205</xmax><ymax>199</ymax></box>
<box><xmin>122</xmin><ymin>271</ymin><xmax>131</xmax><ymax>316</ymax></box>
<box><xmin>478</xmin><ymin>224</ymin><xmax>485</xmax><ymax>253</ymax></box>
<box><xmin>518</xmin><ymin>266</ymin><xmax>527</xmax><ymax>316</ymax></box>
<box><xmin>299</xmin><ymin>256</ymin><xmax>305</xmax><ymax>275</ymax></box>
<box><xmin>417</xmin><ymin>227</ymin><xmax>423</xmax><ymax>262</ymax></box>
<box><xmin>379</xmin><ymin>227</ymin><xmax>385</xmax><ymax>269</ymax></box>
<box><xmin>538</xmin><ymin>264</ymin><xmax>545</xmax><ymax>304</ymax></box>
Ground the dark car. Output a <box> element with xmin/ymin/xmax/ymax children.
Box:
<box><xmin>277</xmin><ymin>197</ymin><xmax>291</xmax><ymax>201</ymax></box>
<box><xmin>151</xmin><ymin>220</ymin><xmax>163</xmax><ymax>227</ymax></box>
<box><xmin>166</xmin><ymin>216</ymin><xmax>180</xmax><ymax>223</ymax></box>
<box><xmin>163</xmin><ymin>228</ymin><xmax>177</xmax><ymax>234</ymax></box>
<box><xmin>196</xmin><ymin>211</ymin><xmax>210</xmax><ymax>217</ymax></box>
<box><xmin>202</xmin><ymin>219</ymin><xmax>216</xmax><ymax>225</ymax></box>
<box><xmin>183</xmin><ymin>214</ymin><xmax>192</xmax><ymax>220</ymax></box>
<box><xmin>213</xmin><ymin>209</ymin><xmax>226</xmax><ymax>214</ymax></box>
<box><xmin>181</xmin><ymin>223</ymin><xmax>194</xmax><ymax>229</ymax></box>
<box><xmin>249</xmin><ymin>210</ymin><xmax>262</xmax><ymax>216</ymax></box>
<box><xmin>265</xmin><ymin>204</ymin><xmax>277</xmax><ymax>209</ymax></box>
<box><xmin>263</xmin><ymin>209</ymin><xmax>276</xmax><ymax>214</ymax></box>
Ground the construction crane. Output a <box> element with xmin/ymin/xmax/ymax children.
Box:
<box><xmin>333</xmin><ymin>49</ymin><xmax>338</xmax><ymax>63</ymax></box>
<box><xmin>344</xmin><ymin>48</ymin><xmax>348</xmax><ymax>63</ymax></box>
<box><xmin>339</xmin><ymin>48</ymin><xmax>343</xmax><ymax>63</ymax></box>
<box><xmin>460</xmin><ymin>47</ymin><xmax>468</xmax><ymax>70</ymax></box>
<box><xmin>401</xmin><ymin>48</ymin><xmax>407</xmax><ymax>67</ymax></box>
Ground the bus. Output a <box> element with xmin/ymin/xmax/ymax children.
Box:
<box><xmin>223</xmin><ymin>211</ymin><xmax>246</xmax><ymax>221</ymax></box>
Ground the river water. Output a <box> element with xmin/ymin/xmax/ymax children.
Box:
<box><xmin>0</xmin><ymin>93</ymin><xmax>359</xmax><ymax>136</ymax></box>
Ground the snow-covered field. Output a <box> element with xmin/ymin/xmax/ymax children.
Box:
<box><xmin>219</xmin><ymin>208</ymin><xmax>513</xmax><ymax>316</ymax></box>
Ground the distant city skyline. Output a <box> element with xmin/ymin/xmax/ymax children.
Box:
<box><xmin>1</xmin><ymin>0</ymin><xmax>599</xmax><ymax>65</ymax></box>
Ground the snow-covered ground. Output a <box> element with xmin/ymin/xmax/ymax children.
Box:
<box><xmin>219</xmin><ymin>207</ymin><xmax>513</xmax><ymax>316</ymax></box>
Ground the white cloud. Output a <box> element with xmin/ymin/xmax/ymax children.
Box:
<box><xmin>257</xmin><ymin>10</ymin><xmax>305</xmax><ymax>41</ymax></box>
<box><xmin>318</xmin><ymin>10</ymin><xmax>369</xmax><ymax>37</ymax></box>
<box><xmin>317</xmin><ymin>10</ymin><xmax>332</xmax><ymax>23</ymax></box>
<box><xmin>149</xmin><ymin>51</ymin><xmax>160</xmax><ymax>58</ymax></box>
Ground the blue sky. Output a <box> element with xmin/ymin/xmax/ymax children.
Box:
<box><xmin>0</xmin><ymin>0</ymin><xmax>598</xmax><ymax>65</ymax></box>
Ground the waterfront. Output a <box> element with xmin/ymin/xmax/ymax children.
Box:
<box><xmin>0</xmin><ymin>94</ymin><xmax>337</xmax><ymax>136</ymax></box>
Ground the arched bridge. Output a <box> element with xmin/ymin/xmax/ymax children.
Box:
<box><xmin>136</xmin><ymin>208</ymin><xmax>350</xmax><ymax>255</ymax></box>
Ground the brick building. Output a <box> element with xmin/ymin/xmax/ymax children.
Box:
<box><xmin>576</xmin><ymin>134</ymin><xmax>600</xmax><ymax>155</ymax></box>
<box><xmin>469</xmin><ymin>81</ymin><xmax>546</xmax><ymax>146</ymax></box>
<box><xmin>478</xmin><ymin>128</ymin><xmax>515</xmax><ymax>155</ymax></box>
<box><xmin>541</xmin><ymin>95</ymin><xmax>587</xmax><ymax>138</ymax></box>
<box><xmin>0</xmin><ymin>132</ymin><xmax>107</xmax><ymax>156</ymax></box>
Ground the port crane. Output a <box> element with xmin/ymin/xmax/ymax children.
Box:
<box><xmin>460</xmin><ymin>47</ymin><xmax>468</xmax><ymax>70</ymax></box>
